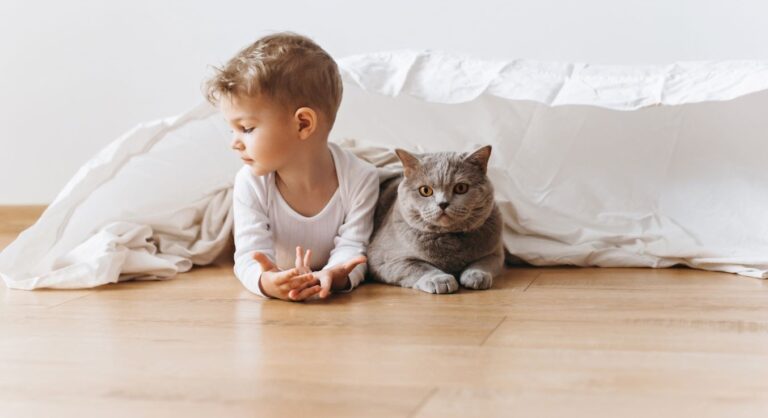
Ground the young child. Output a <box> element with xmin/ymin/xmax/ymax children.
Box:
<box><xmin>203</xmin><ymin>32</ymin><xmax>380</xmax><ymax>302</ymax></box>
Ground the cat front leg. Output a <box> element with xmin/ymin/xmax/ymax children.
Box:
<box><xmin>413</xmin><ymin>269</ymin><xmax>460</xmax><ymax>294</ymax></box>
<box><xmin>377</xmin><ymin>258</ymin><xmax>459</xmax><ymax>294</ymax></box>
<box><xmin>459</xmin><ymin>247</ymin><xmax>504</xmax><ymax>290</ymax></box>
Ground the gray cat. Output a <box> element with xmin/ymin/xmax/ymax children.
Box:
<box><xmin>367</xmin><ymin>145</ymin><xmax>505</xmax><ymax>294</ymax></box>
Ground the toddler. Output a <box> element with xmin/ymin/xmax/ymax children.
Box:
<box><xmin>203</xmin><ymin>32</ymin><xmax>380</xmax><ymax>301</ymax></box>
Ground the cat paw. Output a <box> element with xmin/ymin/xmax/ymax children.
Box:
<box><xmin>415</xmin><ymin>273</ymin><xmax>459</xmax><ymax>294</ymax></box>
<box><xmin>460</xmin><ymin>269</ymin><xmax>493</xmax><ymax>290</ymax></box>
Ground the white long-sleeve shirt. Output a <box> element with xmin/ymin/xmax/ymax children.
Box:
<box><xmin>232</xmin><ymin>141</ymin><xmax>380</xmax><ymax>297</ymax></box>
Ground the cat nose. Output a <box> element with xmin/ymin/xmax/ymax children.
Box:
<box><xmin>438</xmin><ymin>202</ymin><xmax>449</xmax><ymax>210</ymax></box>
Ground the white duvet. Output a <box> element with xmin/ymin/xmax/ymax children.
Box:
<box><xmin>2</xmin><ymin>50</ymin><xmax>768</xmax><ymax>289</ymax></box>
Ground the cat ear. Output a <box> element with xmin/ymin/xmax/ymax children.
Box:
<box><xmin>463</xmin><ymin>145</ymin><xmax>492</xmax><ymax>174</ymax></box>
<box><xmin>395</xmin><ymin>148</ymin><xmax>421</xmax><ymax>177</ymax></box>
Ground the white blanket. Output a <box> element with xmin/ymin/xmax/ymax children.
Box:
<box><xmin>3</xmin><ymin>50</ymin><xmax>768</xmax><ymax>289</ymax></box>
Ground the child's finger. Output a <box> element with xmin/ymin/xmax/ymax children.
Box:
<box><xmin>303</xmin><ymin>248</ymin><xmax>312</xmax><ymax>269</ymax></box>
<box><xmin>275</xmin><ymin>269</ymin><xmax>314</xmax><ymax>289</ymax></box>
<box><xmin>289</xmin><ymin>284</ymin><xmax>322</xmax><ymax>301</ymax></box>
<box><xmin>342</xmin><ymin>255</ymin><xmax>367</xmax><ymax>273</ymax></box>
<box><xmin>282</xmin><ymin>274</ymin><xmax>318</xmax><ymax>290</ymax></box>
<box><xmin>253</xmin><ymin>252</ymin><xmax>276</xmax><ymax>271</ymax></box>
<box><xmin>272</xmin><ymin>267</ymin><xmax>301</xmax><ymax>285</ymax></box>
<box><xmin>285</xmin><ymin>279</ymin><xmax>319</xmax><ymax>296</ymax></box>
<box><xmin>295</xmin><ymin>246</ymin><xmax>305</xmax><ymax>269</ymax></box>
<box><xmin>318</xmin><ymin>277</ymin><xmax>333</xmax><ymax>299</ymax></box>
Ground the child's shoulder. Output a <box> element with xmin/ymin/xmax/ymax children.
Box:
<box><xmin>329</xmin><ymin>142</ymin><xmax>380</xmax><ymax>204</ymax></box>
<box><xmin>234</xmin><ymin>165</ymin><xmax>272</xmax><ymax>200</ymax></box>
<box><xmin>330</xmin><ymin>141</ymin><xmax>378</xmax><ymax>181</ymax></box>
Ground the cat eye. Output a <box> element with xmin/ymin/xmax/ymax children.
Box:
<box><xmin>454</xmin><ymin>183</ymin><xmax>469</xmax><ymax>194</ymax></box>
<box><xmin>418</xmin><ymin>185</ymin><xmax>433</xmax><ymax>197</ymax></box>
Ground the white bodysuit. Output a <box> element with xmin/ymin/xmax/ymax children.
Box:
<box><xmin>232</xmin><ymin>141</ymin><xmax>380</xmax><ymax>297</ymax></box>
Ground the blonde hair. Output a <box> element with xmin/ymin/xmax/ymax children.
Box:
<box><xmin>203</xmin><ymin>32</ymin><xmax>343</xmax><ymax>127</ymax></box>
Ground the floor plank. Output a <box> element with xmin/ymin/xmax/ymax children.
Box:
<box><xmin>1</xmin><ymin>206</ymin><xmax>767</xmax><ymax>417</ymax></box>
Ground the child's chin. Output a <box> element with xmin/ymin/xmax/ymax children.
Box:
<box><xmin>249</xmin><ymin>165</ymin><xmax>272</xmax><ymax>176</ymax></box>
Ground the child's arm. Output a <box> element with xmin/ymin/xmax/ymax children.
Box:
<box><xmin>319</xmin><ymin>166</ymin><xmax>380</xmax><ymax>294</ymax></box>
<box><xmin>232</xmin><ymin>174</ymin><xmax>276</xmax><ymax>297</ymax></box>
<box><xmin>233</xmin><ymin>171</ymin><xmax>318</xmax><ymax>300</ymax></box>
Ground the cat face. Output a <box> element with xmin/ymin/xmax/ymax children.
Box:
<box><xmin>394</xmin><ymin>145</ymin><xmax>495</xmax><ymax>233</ymax></box>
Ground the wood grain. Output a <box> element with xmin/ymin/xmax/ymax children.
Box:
<box><xmin>1</xmin><ymin>206</ymin><xmax>766</xmax><ymax>417</ymax></box>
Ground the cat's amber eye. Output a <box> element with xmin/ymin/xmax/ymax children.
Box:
<box><xmin>454</xmin><ymin>183</ymin><xmax>469</xmax><ymax>194</ymax></box>
<box><xmin>418</xmin><ymin>185</ymin><xmax>433</xmax><ymax>197</ymax></box>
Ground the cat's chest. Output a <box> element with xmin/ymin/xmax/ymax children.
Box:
<box><xmin>393</xmin><ymin>215</ymin><xmax>498</xmax><ymax>273</ymax></box>
<box><xmin>415</xmin><ymin>232</ymin><xmax>464</xmax><ymax>255</ymax></box>
<box><xmin>408</xmin><ymin>229</ymin><xmax>478</xmax><ymax>272</ymax></box>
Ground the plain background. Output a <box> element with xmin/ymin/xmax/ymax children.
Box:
<box><xmin>1</xmin><ymin>0</ymin><xmax>767</xmax><ymax>204</ymax></box>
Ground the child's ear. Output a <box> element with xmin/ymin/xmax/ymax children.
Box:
<box><xmin>294</xmin><ymin>107</ymin><xmax>317</xmax><ymax>140</ymax></box>
<box><xmin>463</xmin><ymin>145</ymin><xmax>492</xmax><ymax>174</ymax></box>
<box><xmin>394</xmin><ymin>148</ymin><xmax>421</xmax><ymax>177</ymax></box>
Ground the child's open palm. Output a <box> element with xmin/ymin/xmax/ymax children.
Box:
<box><xmin>294</xmin><ymin>246</ymin><xmax>367</xmax><ymax>300</ymax></box>
<box><xmin>252</xmin><ymin>250</ymin><xmax>321</xmax><ymax>301</ymax></box>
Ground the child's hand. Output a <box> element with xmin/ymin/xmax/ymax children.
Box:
<box><xmin>286</xmin><ymin>246</ymin><xmax>367</xmax><ymax>300</ymax></box>
<box><xmin>252</xmin><ymin>252</ymin><xmax>321</xmax><ymax>301</ymax></box>
<box><xmin>290</xmin><ymin>245</ymin><xmax>329</xmax><ymax>300</ymax></box>
<box><xmin>310</xmin><ymin>255</ymin><xmax>368</xmax><ymax>299</ymax></box>
<box><xmin>294</xmin><ymin>245</ymin><xmax>312</xmax><ymax>276</ymax></box>
<box><xmin>289</xmin><ymin>246</ymin><xmax>318</xmax><ymax>300</ymax></box>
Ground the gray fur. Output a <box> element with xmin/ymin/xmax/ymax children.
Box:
<box><xmin>367</xmin><ymin>145</ymin><xmax>505</xmax><ymax>294</ymax></box>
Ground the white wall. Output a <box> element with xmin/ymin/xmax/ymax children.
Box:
<box><xmin>1</xmin><ymin>0</ymin><xmax>766</xmax><ymax>204</ymax></box>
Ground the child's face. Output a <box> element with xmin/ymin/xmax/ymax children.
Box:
<box><xmin>221</xmin><ymin>93</ymin><xmax>298</xmax><ymax>176</ymax></box>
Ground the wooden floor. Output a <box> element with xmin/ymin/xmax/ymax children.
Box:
<box><xmin>1</xmin><ymin>206</ymin><xmax>767</xmax><ymax>417</ymax></box>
